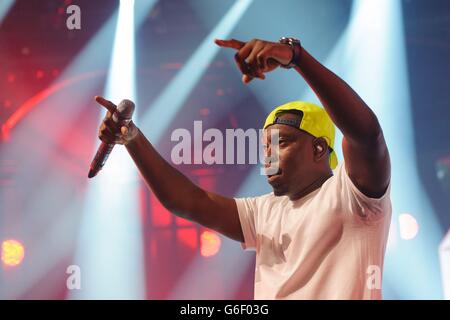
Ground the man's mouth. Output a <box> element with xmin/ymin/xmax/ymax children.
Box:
<box><xmin>267</xmin><ymin>168</ymin><xmax>282</xmax><ymax>179</ymax></box>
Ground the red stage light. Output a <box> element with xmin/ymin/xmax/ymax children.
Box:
<box><xmin>200</xmin><ymin>231</ymin><xmax>221</xmax><ymax>257</ymax></box>
<box><xmin>162</xmin><ymin>62</ymin><xmax>183</xmax><ymax>70</ymax></box>
<box><xmin>21</xmin><ymin>47</ymin><xmax>30</xmax><ymax>55</ymax></box>
<box><xmin>177</xmin><ymin>229</ymin><xmax>198</xmax><ymax>250</ymax></box>
<box><xmin>1</xmin><ymin>239</ymin><xmax>25</xmax><ymax>267</ymax></box>
<box><xmin>199</xmin><ymin>107</ymin><xmax>210</xmax><ymax>116</ymax></box>
<box><xmin>7</xmin><ymin>73</ymin><xmax>16</xmax><ymax>83</ymax></box>
<box><xmin>35</xmin><ymin>70</ymin><xmax>45</xmax><ymax>79</ymax></box>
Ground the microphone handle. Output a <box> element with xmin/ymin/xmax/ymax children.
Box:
<box><xmin>88</xmin><ymin>142</ymin><xmax>115</xmax><ymax>178</ymax></box>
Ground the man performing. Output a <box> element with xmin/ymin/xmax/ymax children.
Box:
<box><xmin>95</xmin><ymin>37</ymin><xmax>392</xmax><ymax>299</ymax></box>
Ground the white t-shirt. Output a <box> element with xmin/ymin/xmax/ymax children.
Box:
<box><xmin>234</xmin><ymin>162</ymin><xmax>391</xmax><ymax>300</ymax></box>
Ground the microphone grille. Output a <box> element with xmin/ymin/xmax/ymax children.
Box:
<box><xmin>116</xmin><ymin>99</ymin><xmax>135</xmax><ymax>119</ymax></box>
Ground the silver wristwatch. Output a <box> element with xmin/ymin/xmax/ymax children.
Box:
<box><xmin>278</xmin><ymin>37</ymin><xmax>302</xmax><ymax>69</ymax></box>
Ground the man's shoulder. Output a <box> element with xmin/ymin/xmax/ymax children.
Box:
<box><xmin>328</xmin><ymin>160</ymin><xmax>392</xmax><ymax>222</ymax></box>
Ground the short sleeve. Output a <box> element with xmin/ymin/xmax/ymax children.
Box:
<box><xmin>335</xmin><ymin>162</ymin><xmax>392</xmax><ymax>223</ymax></box>
<box><xmin>234</xmin><ymin>197</ymin><xmax>258</xmax><ymax>250</ymax></box>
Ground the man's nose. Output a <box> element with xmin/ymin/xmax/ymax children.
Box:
<box><xmin>264</xmin><ymin>145</ymin><xmax>272</xmax><ymax>157</ymax></box>
<box><xmin>264</xmin><ymin>159</ymin><xmax>271</xmax><ymax>169</ymax></box>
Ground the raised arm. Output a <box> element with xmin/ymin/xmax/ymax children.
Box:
<box><xmin>215</xmin><ymin>38</ymin><xmax>390</xmax><ymax>198</ymax></box>
<box><xmin>94</xmin><ymin>96</ymin><xmax>244</xmax><ymax>242</ymax></box>
<box><xmin>293</xmin><ymin>48</ymin><xmax>390</xmax><ymax>198</ymax></box>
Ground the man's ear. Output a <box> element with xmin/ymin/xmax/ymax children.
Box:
<box><xmin>313</xmin><ymin>138</ymin><xmax>328</xmax><ymax>160</ymax></box>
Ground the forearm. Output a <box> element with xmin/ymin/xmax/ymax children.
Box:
<box><xmin>295</xmin><ymin>48</ymin><xmax>382</xmax><ymax>142</ymax></box>
<box><xmin>125</xmin><ymin>129</ymin><xmax>203</xmax><ymax>217</ymax></box>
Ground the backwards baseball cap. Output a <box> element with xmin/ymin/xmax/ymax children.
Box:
<box><xmin>263</xmin><ymin>101</ymin><xmax>338</xmax><ymax>169</ymax></box>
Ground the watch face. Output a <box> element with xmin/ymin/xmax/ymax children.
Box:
<box><xmin>280</xmin><ymin>37</ymin><xmax>299</xmax><ymax>45</ymax></box>
<box><xmin>278</xmin><ymin>37</ymin><xmax>300</xmax><ymax>68</ymax></box>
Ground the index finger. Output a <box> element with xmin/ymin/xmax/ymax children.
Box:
<box><xmin>95</xmin><ymin>96</ymin><xmax>117</xmax><ymax>114</ymax></box>
<box><xmin>214</xmin><ymin>38</ymin><xmax>245</xmax><ymax>50</ymax></box>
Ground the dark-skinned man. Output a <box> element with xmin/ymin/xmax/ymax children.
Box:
<box><xmin>95</xmin><ymin>37</ymin><xmax>391</xmax><ymax>299</ymax></box>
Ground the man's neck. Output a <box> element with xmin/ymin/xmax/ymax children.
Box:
<box><xmin>289</xmin><ymin>171</ymin><xmax>333</xmax><ymax>201</ymax></box>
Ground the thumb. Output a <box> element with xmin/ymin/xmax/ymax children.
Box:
<box><xmin>121</xmin><ymin>126</ymin><xmax>128</xmax><ymax>135</ymax></box>
<box><xmin>242</xmin><ymin>74</ymin><xmax>253</xmax><ymax>84</ymax></box>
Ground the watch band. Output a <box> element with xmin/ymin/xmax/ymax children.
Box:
<box><xmin>278</xmin><ymin>37</ymin><xmax>302</xmax><ymax>69</ymax></box>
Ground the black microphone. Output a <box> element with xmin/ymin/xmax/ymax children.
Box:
<box><xmin>88</xmin><ymin>99</ymin><xmax>135</xmax><ymax>178</ymax></box>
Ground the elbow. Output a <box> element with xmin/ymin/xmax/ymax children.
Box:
<box><xmin>162</xmin><ymin>199</ymin><xmax>185</xmax><ymax>216</ymax></box>
<box><xmin>163</xmin><ymin>202</ymin><xmax>191</xmax><ymax>220</ymax></box>
<box><xmin>365</xmin><ymin>121</ymin><xmax>383</xmax><ymax>145</ymax></box>
<box><xmin>354</xmin><ymin>116</ymin><xmax>383</xmax><ymax>145</ymax></box>
<box><xmin>157</xmin><ymin>196</ymin><xmax>183</xmax><ymax>216</ymax></box>
<box><xmin>359</xmin><ymin>127</ymin><xmax>382</xmax><ymax>145</ymax></box>
<box><xmin>364</xmin><ymin>109</ymin><xmax>383</xmax><ymax>140</ymax></box>
<box><xmin>161</xmin><ymin>195</ymin><xmax>196</xmax><ymax>220</ymax></box>
<box><xmin>346</xmin><ymin>125</ymin><xmax>383</xmax><ymax>146</ymax></box>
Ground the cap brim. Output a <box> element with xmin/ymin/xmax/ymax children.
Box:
<box><xmin>330</xmin><ymin>151</ymin><xmax>338</xmax><ymax>170</ymax></box>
